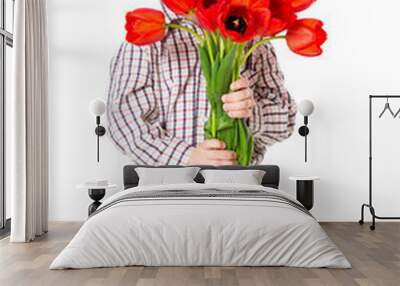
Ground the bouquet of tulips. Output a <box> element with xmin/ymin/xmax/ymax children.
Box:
<box><xmin>125</xmin><ymin>0</ymin><xmax>327</xmax><ymax>166</ymax></box>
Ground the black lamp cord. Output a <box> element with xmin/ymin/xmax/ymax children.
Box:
<box><xmin>304</xmin><ymin>116</ymin><xmax>308</xmax><ymax>163</ymax></box>
<box><xmin>96</xmin><ymin>116</ymin><xmax>100</xmax><ymax>163</ymax></box>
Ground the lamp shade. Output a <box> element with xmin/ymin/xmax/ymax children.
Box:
<box><xmin>89</xmin><ymin>99</ymin><xmax>106</xmax><ymax>116</ymax></box>
<box><xmin>299</xmin><ymin>100</ymin><xmax>315</xmax><ymax>116</ymax></box>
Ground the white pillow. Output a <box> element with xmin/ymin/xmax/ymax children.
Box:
<box><xmin>135</xmin><ymin>167</ymin><xmax>200</xmax><ymax>186</ymax></box>
<box><xmin>200</xmin><ymin>169</ymin><xmax>266</xmax><ymax>185</ymax></box>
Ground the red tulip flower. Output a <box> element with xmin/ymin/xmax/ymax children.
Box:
<box><xmin>286</xmin><ymin>19</ymin><xmax>327</xmax><ymax>56</ymax></box>
<box><xmin>218</xmin><ymin>6</ymin><xmax>256</xmax><ymax>42</ymax></box>
<box><xmin>162</xmin><ymin>0</ymin><xmax>197</xmax><ymax>16</ymax></box>
<box><xmin>289</xmin><ymin>0</ymin><xmax>316</xmax><ymax>12</ymax></box>
<box><xmin>196</xmin><ymin>0</ymin><xmax>222</xmax><ymax>31</ymax></box>
<box><xmin>218</xmin><ymin>0</ymin><xmax>270</xmax><ymax>42</ymax></box>
<box><xmin>263</xmin><ymin>0</ymin><xmax>297</xmax><ymax>36</ymax></box>
<box><xmin>125</xmin><ymin>8</ymin><xmax>166</xmax><ymax>46</ymax></box>
<box><xmin>250</xmin><ymin>0</ymin><xmax>272</xmax><ymax>36</ymax></box>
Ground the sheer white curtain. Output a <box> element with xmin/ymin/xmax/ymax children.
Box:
<box><xmin>8</xmin><ymin>0</ymin><xmax>48</xmax><ymax>242</ymax></box>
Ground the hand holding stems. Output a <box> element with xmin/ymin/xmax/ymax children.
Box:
<box><xmin>188</xmin><ymin>139</ymin><xmax>237</xmax><ymax>166</ymax></box>
<box><xmin>222</xmin><ymin>78</ymin><xmax>255</xmax><ymax>119</ymax></box>
<box><xmin>189</xmin><ymin>78</ymin><xmax>254</xmax><ymax>166</ymax></box>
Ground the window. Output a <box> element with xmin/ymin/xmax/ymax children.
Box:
<box><xmin>0</xmin><ymin>0</ymin><xmax>14</xmax><ymax>234</ymax></box>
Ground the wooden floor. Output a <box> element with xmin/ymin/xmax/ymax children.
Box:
<box><xmin>0</xmin><ymin>222</ymin><xmax>399</xmax><ymax>286</ymax></box>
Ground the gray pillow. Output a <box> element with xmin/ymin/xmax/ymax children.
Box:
<box><xmin>135</xmin><ymin>167</ymin><xmax>200</xmax><ymax>186</ymax></box>
<box><xmin>200</xmin><ymin>169</ymin><xmax>266</xmax><ymax>185</ymax></box>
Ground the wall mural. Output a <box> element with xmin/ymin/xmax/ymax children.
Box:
<box><xmin>106</xmin><ymin>0</ymin><xmax>327</xmax><ymax>166</ymax></box>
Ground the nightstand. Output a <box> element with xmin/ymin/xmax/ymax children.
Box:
<box><xmin>289</xmin><ymin>176</ymin><xmax>320</xmax><ymax>211</ymax></box>
<box><xmin>77</xmin><ymin>183</ymin><xmax>117</xmax><ymax>216</ymax></box>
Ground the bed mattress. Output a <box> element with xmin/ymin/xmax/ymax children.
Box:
<box><xmin>50</xmin><ymin>183</ymin><xmax>350</xmax><ymax>269</ymax></box>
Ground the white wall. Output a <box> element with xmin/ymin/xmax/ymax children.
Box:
<box><xmin>48</xmin><ymin>0</ymin><xmax>400</xmax><ymax>221</ymax></box>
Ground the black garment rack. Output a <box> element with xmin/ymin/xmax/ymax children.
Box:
<box><xmin>359</xmin><ymin>95</ymin><xmax>400</xmax><ymax>230</ymax></box>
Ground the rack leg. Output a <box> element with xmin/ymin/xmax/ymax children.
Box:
<box><xmin>360</xmin><ymin>203</ymin><xmax>400</xmax><ymax>230</ymax></box>
<box><xmin>369</xmin><ymin>206</ymin><xmax>376</xmax><ymax>231</ymax></box>
<box><xmin>359</xmin><ymin>204</ymin><xmax>377</xmax><ymax>231</ymax></box>
<box><xmin>359</xmin><ymin>204</ymin><xmax>366</xmax><ymax>225</ymax></box>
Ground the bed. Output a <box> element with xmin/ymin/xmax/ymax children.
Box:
<box><xmin>50</xmin><ymin>165</ymin><xmax>350</xmax><ymax>269</ymax></box>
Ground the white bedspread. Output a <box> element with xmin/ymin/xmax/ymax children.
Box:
<box><xmin>50</xmin><ymin>183</ymin><xmax>350</xmax><ymax>269</ymax></box>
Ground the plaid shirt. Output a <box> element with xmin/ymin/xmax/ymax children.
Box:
<box><xmin>107</xmin><ymin>11</ymin><xmax>297</xmax><ymax>165</ymax></box>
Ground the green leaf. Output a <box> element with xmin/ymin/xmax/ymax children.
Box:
<box><xmin>215</xmin><ymin>45</ymin><xmax>238</xmax><ymax>96</ymax></box>
<box><xmin>207</xmin><ymin>31</ymin><xmax>217</xmax><ymax>56</ymax></box>
<box><xmin>217</xmin><ymin>113</ymin><xmax>235</xmax><ymax>131</ymax></box>
<box><xmin>247</xmin><ymin>133</ymin><xmax>254</xmax><ymax>166</ymax></box>
<box><xmin>199</xmin><ymin>46</ymin><xmax>211</xmax><ymax>83</ymax></box>
<box><xmin>236</xmin><ymin>119</ymin><xmax>252</xmax><ymax>166</ymax></box>
<box><xmin>204</xmin><ymin>119</ymin><xmax>212</xmax><ymax>139</ymax></box>
<box><xmin>216</xmin><ymin>126</ymin><xmax>236</xmax><ymax>151</ymax></box>
<box><xmin>209</xmin><ymin>55</ymin><xmax>220</xmax><ymax>109</ymax></box>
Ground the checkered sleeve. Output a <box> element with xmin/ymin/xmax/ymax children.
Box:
<box><xmin>248</xmin><ymin>43</ymin><xmax>297</xmax><ymax>164</ymax></box>
<box><xmin>107</xmin><ymin>42</ymin><xmax>194</xmax><ymax>165</ymax></box>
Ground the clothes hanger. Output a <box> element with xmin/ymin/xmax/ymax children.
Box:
<box><xmin>379</xmin><ymin>97</ymin><xmax>395</xmax><ymax>118</ymax></box>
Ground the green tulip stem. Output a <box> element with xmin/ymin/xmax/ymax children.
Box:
<box><xmin>240</xmin><ymin>36</ymin><xmax>286</xmax><ymax>66</ymax></box>
<box><xmin>204</xmin><ymin>32</ymin><xmax>215</xmax><ymax>65</ymax></box>
<box><xmin>236</xmin><ymin>44</ymin><xmax>245</xmax><ymax>80</ymax></box>
<box><xmin>230</xmin><ymin>44</ymin><xmax>243</xmax><ymax>82</ymax></box>
<box><xmin>166</xmin><ymin>23</ymin><xmax>204</xmax><ymax>44</ymax></box>
<box><xmin>219</xmin><ymin>37</ymin><xmax>224</xmax><ymax>60</ymax></box>
<box><xmin>211</xmin><ymin>110</ymin><xmax>217</xmax><ymax>137</ymax></box>
<box><xmin>211</xmin><ymin>32</ymin><xmax>219</xmax><ymax>46</ymax></box>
